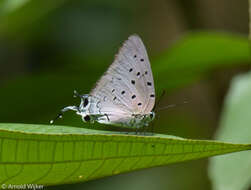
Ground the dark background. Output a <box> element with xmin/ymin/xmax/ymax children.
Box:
<box><xmin>0</xmin><ymin>0</ymin><xmax>249</xmax><ymax>189</ymax></box>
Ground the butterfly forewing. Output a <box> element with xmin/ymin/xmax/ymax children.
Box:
<box><xmin>123</xmin><ymin>35</ymin><xmax>155</xmax><ymax>113</ymax></box>
<box><xmin>90</xmin><ymin>35</ymin><xmax>155</xmax><ymax>119</ymax></box>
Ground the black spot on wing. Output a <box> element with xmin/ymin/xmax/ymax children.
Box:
<box><xmin>103</xmin><ymin>96</ymin><xmax>107</xmax><ymax>101</ymax></box>
<box><xmin>83</xmin><ymin>98</ymin><xmax>89</xmax><ymax>107</ymax></box>
<box><xmin>121</xmin><ymin>91</ymin><xmax>125</xmax><ymax>95</ymax></box>
<box><xmin>132</xmin><ymin>95</ymin><xmax>136</xmax><ymax>99</ymax></box>
<box><xmin>150</xmin><ymin>94</ymin><xmax>155</xmax><ymax>98</ymax></box>
<box><xmin>96</xmin><ymin>101</ymin><xmax>101</xmax><ymax>108</ymax></box>
<box><xmin>129</xmin><ymin>68</ymin><xmax>133</xmax><ymax>72</ymax></box>
<box><xmin>131</xmin><ymin>80</ymin><xmax>135</xmax><ymax>85</ymax></box>
<box><xmin>147</xmin><ymin>82</ymin><xmax>152</xmax><ymax>86</ymax></box>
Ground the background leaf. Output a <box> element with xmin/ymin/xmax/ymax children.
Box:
<box><xmin>154</xmin><ymin>32</ymin><xmax>251</xmax><ymax>90</ymax></box>
<box><xmin>0</xmin><ymin>123</ymin><xmax>251</xmax><ymax>186</ymax></box>
<box><xmin>209</xmin><ymin>71</ymin><xmax>251</xmax><ymax>190</ymax></box>
<box><xmin>0</xmin><ymin>0</ymin><xmax>67</xmax><ymax>36</ymax></box>
<box><xmin>0</xmin><ymin>0</ymin><xmax>30</xmax><ymax>14</ymax></box>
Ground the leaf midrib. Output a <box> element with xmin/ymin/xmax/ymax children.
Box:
<box><xmin>1</xmin><ymin>147</ymin><xmax>248</xmax><ymax>165</ymax></box>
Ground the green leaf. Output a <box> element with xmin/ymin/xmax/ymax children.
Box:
<box><xmin>209</xmin><ymin>71</ymin><xmax>251</xmax><ymax>190</ymax></box>
<box><xmin>0</xmin><ymin>0</ymin><xmax>67</xmax><ymax>36</ymax></box>
<box><xmin>0</xmin><ymin>123</ymin><xmax>250</xmax><ymax>186</ymax></box>
<box><xmin>0</xmin><ymin>0</ymin><xmax>30</xmax><ymax>13</ymax></box>
<box><xmin>154</xmin><ymin>32</ymin><xmax>251</xmax><ymax>89</ymax></box>
<box><xmin>156</xmin><ymin>32</ymin><xmax>250</xmax><ymax>71</ymax></box>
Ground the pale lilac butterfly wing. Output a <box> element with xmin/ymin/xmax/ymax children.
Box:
<box><xmin>90</xmin><ymin>35</ymin><xmax>155</xmax><ymax>126</ymax></box>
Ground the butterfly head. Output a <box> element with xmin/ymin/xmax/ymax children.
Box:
<box><xmin>149</xmin><ymin>111</ymin><xmax>155</xmax><ymax>121</ymax></box>
<box><xmin>78</xmin><ymin>95</ymin><xmax>90</xmax><ymax>111</ymax></box>
<box><xmin>144</xmin><ymin>111</ymin><xmax>155</xmax><ymax>125</ymax></box>
<box><xmin>76</xmin><ymin>95</ymin><xmax>94</xmax><ymax>123</ymax></box>
<box><xmin>131</xmin><ymin>111</ymin><xmax>155</xmax><ymax>128</ymax></box>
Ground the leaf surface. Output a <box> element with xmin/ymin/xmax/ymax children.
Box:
<box><xmin>0</xmin><ymin>123</ymin><xmax>250</xmax><ymax>186</ymax></box>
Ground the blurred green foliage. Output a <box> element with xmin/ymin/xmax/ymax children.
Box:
<box><xmin>154</xmin><ymin>32</ymin><xmax>251</xmax><ymax>90</ymax></box>
<box><xmin>209</xmin><ymin>71</ymin><xmax>251</xmax><ymax>190</ymax></box>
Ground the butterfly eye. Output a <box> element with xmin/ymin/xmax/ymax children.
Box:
<box><xmin>83</xmin><ymin>98</ymin><xmax>89</xmax><ymax>107</ymax></box>
<box><xmin>83</xmin><ymin>115</ymin><xmax>90</xmax><ymax>122</ymax></box>
<box><xmin>149</xmin><ymin>112</ymin><xmax>155</xmax><ymax>120</ymax></box>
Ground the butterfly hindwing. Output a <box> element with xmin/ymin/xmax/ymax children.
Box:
<box><xmin>90</xmin><ymin>35</ymin><xmax>155</xmax><ymax>118</ymax></box>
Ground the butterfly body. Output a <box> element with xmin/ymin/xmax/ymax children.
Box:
<box><xmin>73</xmin><ymin>94</ymin><xmax>155</xmax><ymax>128</ymax></box>
<box><xmin>53</xmin><ymin>34</ymin><xmax>156</xmax><ymax>128</ymax></box>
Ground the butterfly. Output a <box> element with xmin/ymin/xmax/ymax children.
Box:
<box><xmin>51</xmin><ymin>34</ymin><xmax>156</xmax><ymax>128</ymax></box>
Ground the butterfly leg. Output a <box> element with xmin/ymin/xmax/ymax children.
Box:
<box><xmin>150</xmin><ymin>122</ymin><xmax>154</xmax><ymax>135</ymax></box>
<box><xmin>134</xmin><ymin>126</ymin><xmax>145</xmax><ymax>136</ymax></box>
<box><xmin>50</xmin><ymin>106</ymin><xmax>79</xmax><ymax>124</ymax></box>
<box><xmin>104</xmin><ymin>113</ymin><xmax>110</xmax><ymax>122</ymax></box>
<box><xmin>135</xmin><ymin>127</ymin><xmax>139</xmax><ymax>135</ymax></box>
<box><xmin>142</xmin><ymin>125</ymin><xmax>146</xmax><ymax>136</ymax></box>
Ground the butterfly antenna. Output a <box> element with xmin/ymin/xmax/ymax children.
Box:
<box><xmin>50</xmin><ymin>113</ymin><xmax>63</xmax><ymax>124</ymax></box>
<box><xmin>50</xmin><ymin>105</ymin><xmax>80</xmax><ymax>124</ymax></box>
<box><xmin>155</xmin><ymin>100</ymin><xmax>189</xmax><ymax>112</ymax></box>
<box><xmin>149</xmin><ymin>90</ymin><xmax>166</xmax><ymax>135</ymax></box>
<box><xmin>51</xmin><ymin>90</ymin><xmax>82</xmax><ymax>124</ymax></box>
<box><xmin>153</xmin><ymin>90</ymin><xmax>166</xmax><ymax>111</ymax></box>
